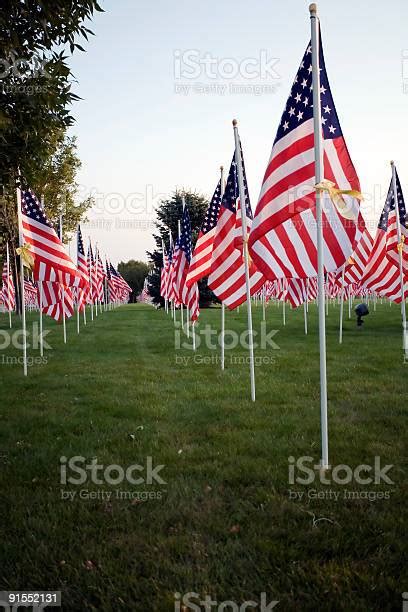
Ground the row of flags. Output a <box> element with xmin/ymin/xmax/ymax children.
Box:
<box><xmin>157</xmin><ymin>8</ymin><xmax>408</xmax><ymax>468</ymax></box>
<box><xmin>18</xmin><ymin>187</ymin><xmax>132</xmax><ymax>322</ymax></box>
<box><xmin>1</xmin><ymin>187</ymin><xmax>133</xmax><ymax>375</ymax></box>
<box><xmin>159</xmin><ymin>27</ymin><xmax>407</xmax><ymax>312</ymax></box>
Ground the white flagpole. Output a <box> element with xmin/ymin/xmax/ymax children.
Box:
<box><xmin>310</xmin><ymin>2</ymin><xmax>329</xmax><ymax>468</ymax></box>
<box><xmin>16</xmin><ymin>182</ymin><xmax>27</xmax><ymax>376</ymax></box>
<box><xmin>6</xmin><ymin>242</ymin><xmax>12</xmax><ymax>328</ymax></box>
<box><xmin>283</xmin><ymin>295</ymin><xmax>286</xmax><ymax>326</ymax></box>
<box><xmin>76</xmin><ymin>227</ymin><xmax>80</xmax><ymax>335</ymax></box>
<box><xmin>233</xmin><ymin>119</ymin><xmax>255</xmax><ymax>402</ymax></box>
<box><xmin>391</xmin><ymin>160</ymin><xmax>407</xmax><ymax>357</ymax></box>
<box><xmin>304</xmin><ymin>279</ymin><xmax>308</xmax><ymax>335</ymax></box>
<box><xmin>220</xmin><ymin>165</ymin><xmax>226</xmax><ymax>371</ymax></box>
<box><xmin>339</xmin><ymin>264</ymin><xmax>345</xmax><ymax>344</ymax></box>
<box><xmin>59</xmin><ymin>213</ymin><xmax>67</xmax><ymax>343</ymax></box>
<box><xmin>262</xmin><ymin>285</ymin><xmax>266</xmax><ymax>322</ymax></box>
<box><xmin>306</xmin><ymin>278</ymin><xmax>309</xmax><ymax>313</ymax></box>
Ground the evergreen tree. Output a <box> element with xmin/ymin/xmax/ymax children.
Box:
<box><xmin>147</xmin><ymin>189</ymin><xmax>218</xmax><ymax>307</ymax></box>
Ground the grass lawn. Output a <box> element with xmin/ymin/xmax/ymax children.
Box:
<box><xmin>0</xmin><ymin>301</ymin><xmax>407</xmax><ymax>611</ymax></box>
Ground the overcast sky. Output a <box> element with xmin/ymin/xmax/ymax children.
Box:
<box><xmin>68</xmin><ymin>0</ymin><xmax>408</xmax><ymax>265</ymax></box>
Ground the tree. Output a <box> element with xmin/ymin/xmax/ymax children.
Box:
<box><xmin>0</xmin><ymin>133</ymin><xmax>93</xmax><ymax>266</ymax></box>
<box><xmin>0</xmin><ymin>0</ymin><xmax>104</xmax><ymax>185</ymax></box>
<box><xmin>118</xmin><ymin>260</ymin><xmax>150</xmax><ymax>303</ymax></box>
<box><xmin>147</xmin><ymin>189</ymin><xmax>218</xmax><ymax>307</ymax></box>
<box><xmin>0</xmin><ymin>1</ymin><xmax>102</xmax><ymax>309</ymax></box>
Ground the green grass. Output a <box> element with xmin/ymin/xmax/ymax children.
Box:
<box><xmin>0</xmin><ymin>301</ymin><xmax>407</xmax><ymax>611</ymax></box>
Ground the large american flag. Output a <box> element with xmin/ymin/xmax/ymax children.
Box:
<box><xmin>21</xmin><ymin>189</ymin><xmax>84</xmax><ymax>287</ymax></box>
<box><xmin>1</xmin><ymin>261</ymin><xmax>15</xmax><ymax>311</ymax></box>
<box><xmin>186</xmin><ymin>180</ymin><xmax>222</xmax><ymax>287</ymax></box>
<box><xmin>208</xmin><ymin>148</ymin><xmax>265</xmax><ymax>310</ymax></box>
<box><xmin>248</xmin><ymin>32</ymin><xmax>365</xmax><ymax>280</ymax></box>
<box><xmin>361</xmin><ymin>174</ymin><xmax>407</xmax><ymax>303</ymax></box>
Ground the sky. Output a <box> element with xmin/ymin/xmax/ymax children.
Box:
<box><xmin>68</xmin><ymin>0</ymin><xmax>408</xmax><ymax>264</ymax></box>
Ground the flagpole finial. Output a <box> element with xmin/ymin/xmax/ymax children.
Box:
<box><xmin>220</xmin><ymin>165</ymin><xmax>224</xmax><ymax>171</ymax></box>
<box><xmin>390</xmin><ymin>160</ymin><xmax>395</xmax><ymax>166</ymax></box>
<box><xmin>309</xmin><ymin>3</ymin><xmax>317</xmax><ymax>14</ymax></box>
<box><xmin>232</xmin><ymin>119</ymin><xmax>238</xmax><ymax>127</ymax></box>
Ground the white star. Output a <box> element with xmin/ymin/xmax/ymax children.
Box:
<box><xmin>295</xmin><ymin>93</ymin><xmax>302</xmax><ymax>103</ymax></box>
<box><xmin>283</xmin><ymin>121</ymin><xmax>289</xmax><ymax>131</ymax></box>
<box><xmin>321</xmin><ymin>116</ymin><xmax>327</xmax><ymax>125</ymax></box>
<box><xmin>320</xmin><ymin>85</ymin><xmax>327</xmax><ymax>94</ymax></box>
<box><xmin>328</xmin><ymin>125</ymin><xmax>336</xmax><ymax>133</ymax></box>
<box><xmin>303</xmin><ymin>96</ymin><xmax>309</xmax><ymax>106</ymax></box>
<box><xmin>307</xmin><ymin>45</ymin><xmax>312</xmax><ymax>54</ymax></box>
<box><xmin>297</xmin><ymin>110</ymin><xmax>304</xmax><ymax>121</ymax></box>
<box><xmin>301</xmin><ymin>78</ymin><xmax>308</xmax><ymax>89</ymax></box>
<box><xmin>307</xmin><ymin>65</ymin><xmax>313</xmax><ymax>73</ymax></box>
<box><xmin>288</xmin><ymin>107</ymin><xmax>295</xmax><ymax>116</ymax></box>
<box><xmin>323</xmin><ymin>105</ymin><xmax>331</xmax><ymax>114</ymax></box>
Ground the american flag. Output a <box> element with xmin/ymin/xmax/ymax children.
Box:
<box><xmin>1</xmin><ymin>261</ymin><xmax>15</xmax><ymax>312</ymax></box>
<box><xmin>87</xmin><ymin>243</ymin><xmax>96</xmax><ymax>303</ymax></box>
<box><xmin>385</xmin><ymin>170</ymin><xmax>408</xmax><ymax>270</ymax></box>
<box><xmin>172</xmin><ymin>205</ymin><xmax>192</xmax><ymax>303</ymax></box>
<box><xmin>160</xmin><ymin>245</ymin><xmax>169</xmax><ymax>300</ymax></box>
<box><xmin>208</xmin><ymin>148</ymin><xmax>265</xmax><ymax>310</ymax></box>
<box><xmin>248</xmin><ymin>32</ymin><xmax>364</xmax><ymax>280</ymax></box>
<box><xmin>95</xmin><ymin>250</ymin><xmax>106</xmax><ymax>303</ymax></box>
<box><xmin>76</xmin><ymin>225</ymin><xmax>90</xmax><ymax>312</ymax></box>
<box><xmin>23</xmin><ymin>278</ymin><xmax>39</xmax><ymax>309</ymax></box>
<box><xmin>342</xmin><ymin>227</ymin><xmax>374</xmax><ymax>286</ymax></box>
<box><xmin>40</xmin><ymin>282</ymin><xmax>74</xmax><ymax>322</ymax></box>
<box><xmin>20</xmin><ymin>189</ymin><xmax>84</xmax><ymax>287</ymax></box>
<box><xmin>172</xmin><ymin>205</ymin><xmax>200</xmax><ymax>319</ymax></box>
<box><xmin>107</xmin><ymin>262</ymin><xmax>131</xmax><ymax>303</ymax></box>
<box><xmin>186</xmin><ymin>180</ymin><xmax>222</xmax><ymax>287</ymax></box>
<box><xmin>361</xmin><ymin>174</ymin><xmax>407</xmax><ymax>303</ymax></box>
<box><xmin>168</xmin><ymin>242</ymin><xmax>180</xmax><ymax>306</ymax></box>
<box><xmin>286</xmin><ymin>277</ymin><xmax>317</xmax><ymax>308</ymax></box>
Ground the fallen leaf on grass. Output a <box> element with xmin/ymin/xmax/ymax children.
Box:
<box><xmin>84</xmin><ymin>559</ymin><xmax>97</xmax><ymax>571</ymax></box>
